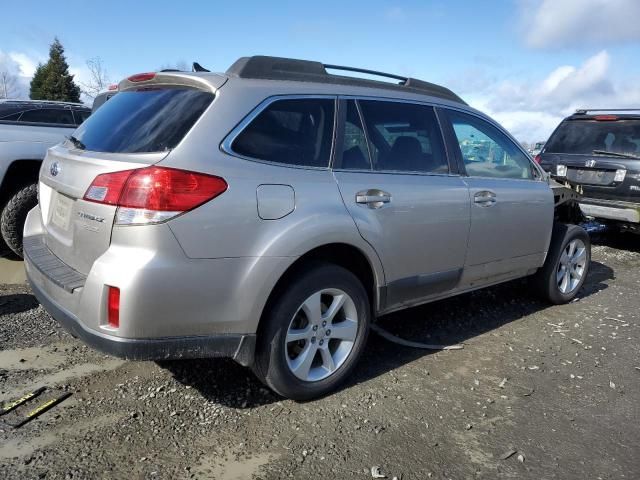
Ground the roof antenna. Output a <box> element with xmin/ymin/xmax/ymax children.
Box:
<box><xmin>192</xmin><ymin>62</ymin><xmax>210</xmax><ymax>73</ymax></box>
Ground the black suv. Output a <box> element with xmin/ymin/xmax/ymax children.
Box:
<box><xmin>539</xmin><ymin>109</ymin><xmax>640</xmax><ymax>233</ymax></box>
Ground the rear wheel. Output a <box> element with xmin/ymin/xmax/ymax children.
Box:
<box><xmin>253</xmin><ymin>263</ymin><xmax>370</xmax><ymax>400</ymax></box>
<box><xmin>534</xmin><ymin>223</ymin><xmax>591</xmax><ymax>304</ymax></box>
<box><xmin>1</xmin><ymin>183</ymin><xmax>38</xmax><ymax>258</ymax></box>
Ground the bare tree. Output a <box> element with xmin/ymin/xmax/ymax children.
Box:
<box><xmin>78</xmin><ymin>57</ymin><xmax>110</xmax><ymax>100</ymax></box>
<box><xmin>0</xmin><ymin>70</ymin><xmax>20</xmax><ymax>99</ymax></box>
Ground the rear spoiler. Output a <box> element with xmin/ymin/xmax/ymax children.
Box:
<box><xmin>118</xmin><ymin>70</ymin><xmax>226</xmax><ymax>93</ymax></box>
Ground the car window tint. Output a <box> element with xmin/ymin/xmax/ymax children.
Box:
<box><xmin>19</xmin><ymin>108</ymin><xmax>75</xmax><ymax>125</ymax></box>
<box><xmin>0</xmin><ymin>104</ymin><xmax>25</xmax><ymax>120</ymax></box>
<box><xmin>358</xmin><ymin>100</ymin><xmax>448</xmax><ymax>173</ymax></box>
<box><xmin>0</xmin><ymin>112</ymin><xmax>22</xmax><ymax>121</ymax></box>
<box><xmin>232</xmin><ymin>98</ymin><xmax>335</xmax><ymax>168</ymax></box>
<box><xmin>73</xmin><ymin>88</ymin><xmax>214</xmax><ymax>153</ymax></box>
<box><xmin>74</xmin><ymin>109</ymin><xmax>91</xmax><ymax>124</ymax></box>
<box><xmin>339</xmin><ymin>100</ymin><xmax>371</xmax><ymax>170</ymax></box>
<box><xmin>447</xmin><ymin>110</ymin><xmax>534</xmax><ymax>180</ymax></box>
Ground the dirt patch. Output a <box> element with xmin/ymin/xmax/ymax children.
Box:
<box><xmin>0</xmin><ymin>258</ymin><xmax>26</xmax><ymax>284</ymax></box>
<box><xmin>0</xmin><ymin>233</ymin><xmax>639</xmax><ymax>479</ymax></box>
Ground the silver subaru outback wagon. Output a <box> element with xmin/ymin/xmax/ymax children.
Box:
<box><xmin>24</xmin><ymin>56</ymin><xmax>591</xmax><ymax>400</ymax></box>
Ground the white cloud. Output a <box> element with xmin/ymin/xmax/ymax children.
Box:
<box><xmin>9</xmin><ymin>52</ymin><xmax>39</xmax><ymax>77</ymax></box>
<box><xmin>460</xmin><ymin>51</ymin><xmax>640</xmax><ymax>142</ymax></box>
<box><xmin>523</xmin><ymin>0</ymin><xmax>640</xmax><ymax>48</ymax></box>
<box><xmin>0</xmin><ymin>50</ymin><xmax>37</xmax><ymax>98</ymax></box>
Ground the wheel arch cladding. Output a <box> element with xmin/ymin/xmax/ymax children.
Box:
<box><xmin>258</xmin><ymin>243</ymin><xmax>379</xmax><ymax>336</ymax></box>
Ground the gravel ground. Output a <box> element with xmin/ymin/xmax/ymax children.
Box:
<box><xmin>0</xmin><ymin>233</ymin><xmax>639</xmax><ymax>480</ymax></box>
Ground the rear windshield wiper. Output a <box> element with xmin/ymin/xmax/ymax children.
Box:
<box><xmin>67</xmin><ymin>135</ymin><xmax>86</xmax><ymax>150</ymax></box>
<box><xmin>592</xmin><ymin>149</ymin><xmax>640</xmax><ymax>160</ymax></box>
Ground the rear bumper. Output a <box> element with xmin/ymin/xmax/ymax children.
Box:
<box><xmin>23</xmin><ymin>204</ymin><xmax>293</xmax><ymax>365</ymax></box>
<box><xmin>27</xmin><ymin>267</ymin><xmax>256</xmax><ymax>365</ymax></box>
<box><xmin>579</xmin><ymin>198</ymin><xmax>640</xmax><ymax>224</ymax></box>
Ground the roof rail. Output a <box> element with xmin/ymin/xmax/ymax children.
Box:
<box><xmin>226</xmin><ymin>56</ymin><xmax>466</xmax><ymax>105</ymax></box>
<box><xmin>575</xmin><ymin>108</ymin><xmax>640</xmax><ymax>114</ymax></box>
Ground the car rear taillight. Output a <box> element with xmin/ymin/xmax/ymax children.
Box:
<box><xmin>534</xmin><ymin>154</ymin><xmax>541</xmax><ymax>164</ymax></box>
<box><xmin>594</xmin><ymin>115</ymin><xmax>618</xmax><ymax>121</ymax></box>
<box><xmin>127</xmin><ymin>72</ymin><xmax>156</xmax><ymax>82</ymax></box>
<box><xmin>107</xmin><ymin>286</ymin><xmax>120</xmax><ymax>328</ymax></box>
<box><xmin>83</xmin><ymin>167</ymin><xmax>227</xmax><ymax>225</ymax></box>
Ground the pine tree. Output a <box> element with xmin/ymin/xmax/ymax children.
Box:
<box><xmin>29</xmin><ymin>64</ymin><xmax>46</xmax><ymax>99</ymax></box>
<box><xmin>29</xmin><ymin>38</ymin><xmax>81</xmax><ymax>102</ymax></box>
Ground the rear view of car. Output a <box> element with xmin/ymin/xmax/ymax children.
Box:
<box><xmin>539</xmin><ymin>110</ymin><xmax>640</xmax><ymax>233</ymax></box>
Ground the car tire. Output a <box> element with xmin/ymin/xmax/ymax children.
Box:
<box><xmin>533</xmin><ymin>223</ymin><xmax>591</xmax><ymax>304</ymax></box>
<box><xmin>0</xmin><ymin>202</ymin><xmax>9</xmax><ymax>256</ymax></box>
<box><xmin>253</xmin><ymin>263</ymin><xmax>370</xmax><ymax>401</ymax></box>
<box><xmin>1</xmin><ymin>183</ymin><xmax>38</xmax><ymax>258</ymax></box>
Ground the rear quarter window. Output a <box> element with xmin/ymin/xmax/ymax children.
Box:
<box><xmin>73</xmin><ymin>88</ymin><xmax>214</xmax><ymax>153</ymax></box>
<box><xmin>231</xmin><ymin>98</ymin><xmax>335</xmax><ymax>168</ymax></box>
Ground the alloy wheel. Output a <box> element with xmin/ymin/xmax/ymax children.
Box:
<box><xmin>285</xmin><ymin>288</ymin><xmax>358</xmax><ymax>382</ymax></box>
<box><xmin>556</xmin><ymin>238</ymin><xmax>587</xmax><ymax>294</ymax></box>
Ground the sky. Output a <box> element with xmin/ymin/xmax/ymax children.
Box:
<box><xmin>1</xmin><ymin>0</ymin><xmax>640</xmax><ymax>143</ymax></box>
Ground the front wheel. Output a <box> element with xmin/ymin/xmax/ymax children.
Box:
<box><xmin>533</xmin><ymin>223</ymin><xmax>591</xmax><ymax>304</ymax></box>
<box><xmin>253</xmin><ymin>263</ymin><xmax>370</xmax><ymax>400</ymax></box>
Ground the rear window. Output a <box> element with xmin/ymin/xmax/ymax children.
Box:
<box><xmin>546</xmin><ymin>119</ymin><xmax>640</xmax><ymax>155</ymax></box>
<box><xmin>73</xmin><ymin>88</ymin><xmax>214</xmax><ymax>153</ymax></box>
<box><xmin>231</xmin><ymin>98</ymin><xmax>335</xmax><ymax>168</ymax></box>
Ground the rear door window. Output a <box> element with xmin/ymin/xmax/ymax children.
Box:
<box><xmin>232</xmin><ymin>98</ymin><xmax>335</xmax><ymax>168</ymax></box>
<box><xmin>72</xmin><ymin>88</ymin><xmax>214</xmax><ymax>153</ymax></box>
<box><xmin>20</xmin><ymin>108</ymin><xmax>74</xmax><ymax>125</ymax></box>
<box><xmin>545</xmin><ymin>119</ymin><xmax>640</xmax><ymax>155</ymax></box>
<box><xmin>357</xmin><ymin>100</ymin><xmax>448</xmax><ymax>173</ymax></box>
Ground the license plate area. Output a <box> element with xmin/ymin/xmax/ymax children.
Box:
<box><xmin>51</xmin><ymin>193</ymin><xmax>74</xmax><ymax>231</ymax></box>
<box><xmin>568</xmin><ymin>168</ymin><xmax>614</xmax><ymax>186</ymax></box>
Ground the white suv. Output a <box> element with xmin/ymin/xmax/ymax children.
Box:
<box><xmin>0</xmin><ymin>99</ymin><xmax>90</xmax><ymax>257</ymax></box>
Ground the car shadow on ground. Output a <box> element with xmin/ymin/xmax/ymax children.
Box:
<box><xmin>591</xmin><ymin>230</ymin><xmax>640</xmax><ymax>253</ymax></box>
<box><xmin>0</xmin><ymin>293</ymin><xmax>39</xmax><ymax>315</ymax></box>
<box><xmin>160</xmin><ymin>259</ymin><xmax>614</xmax><ymax>408</ymax></box>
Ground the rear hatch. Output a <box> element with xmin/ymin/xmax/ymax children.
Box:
<box><xmin>540</xmin><ymin>114</ymin><xmax>640</xmax><ymax>203</ymax></box>
<box><xmin>38</xmin><ymin>72</ymin><xmax>224</xmax><ymax>275</ymax></box>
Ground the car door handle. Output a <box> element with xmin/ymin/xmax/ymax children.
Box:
<box><xmin>473</xmin><ymin>190</ymin><xmax>496</xmax><ymax>206</ymax></box>
<box><xmin>356</xmin><ymin>190</ymin><xmax>392</xmax><ymax>208</ymax></box>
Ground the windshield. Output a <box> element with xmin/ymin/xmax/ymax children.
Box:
<box><xmin>545</xmin><ymin>119</ymin><xmax>640</xmax><ymax>156</ymax></box>
<box><xmin>72</xmin><ymin>88</ymin><xmax>214</xmax><ymax>153</ymax></box>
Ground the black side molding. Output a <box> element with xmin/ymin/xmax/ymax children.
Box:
<box><xmin>383</xmin><ymin>268</ymin><xmax>463</xmax><ymax>309</ymax></box>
